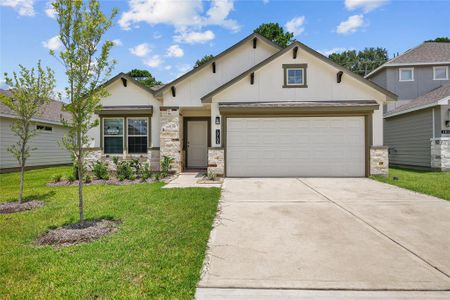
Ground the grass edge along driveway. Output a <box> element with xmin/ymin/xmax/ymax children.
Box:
<box><xmin>0</xmin><ymin>166</ymin><xmax>220</xmax><ymax>299</ymax></box>
<box><xmin>371</xmin><ymin>167</ymin><xmax>450</xmax><ymax>201</ymax></box>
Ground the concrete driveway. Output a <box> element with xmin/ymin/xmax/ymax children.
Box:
<box><xmin>197</xmin><ymin>178</ymin><xmax>450</xmax><ymax>299</ymax></box>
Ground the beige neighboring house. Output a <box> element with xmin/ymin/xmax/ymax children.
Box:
<box><xmin>0</xmin><ymin>89</ymin><xmax>72</xmax><ymax>172</ymax></box>
<box><xmin>86</xmin><ymin>33</ymin><xmax>397</xmax><ymax>177</ymax></box>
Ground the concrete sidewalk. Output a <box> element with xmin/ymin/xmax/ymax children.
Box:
<box><xmin>197</xmin><ymin>178</ymin><xmax>450</xmax><ymax>299</ymax></box>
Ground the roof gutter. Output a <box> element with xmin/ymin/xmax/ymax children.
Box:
<box><xmin>366</xmin><ymin>61</ymin><xmax>450</xmax><ymax>78</ymax></box>
<box><xmin>384</xmin><ymin>95</ymin><xmax>450</xmax><ymax>118</ymax></box>
<box><xmin>0</xmin><ymin>113</ymin><xmax>65</xmax><ymax>126</ymax></box>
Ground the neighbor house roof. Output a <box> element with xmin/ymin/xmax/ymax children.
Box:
<box><xmin>366</xmin><ymin>42</ymin><xmax>450</xmax><ymax>78</ymax></box>
<box><xmin>385</xmin><ymin>83</ymin><xmax>450</xmax><ymax>118</ymax></box>
<box><xmin>201</xmin><ymin>41</ymin><xmax>397</xmax><ymax>103</ymax></box>
<box><xmin>0</xmin><ymin>89</ymin><xmax>70</xmax><ymax>125</ymax></box>
<box><xmin>154</xmin><ymin>32</ymin><xmax>282</xmax><ymax>95</ymax></box>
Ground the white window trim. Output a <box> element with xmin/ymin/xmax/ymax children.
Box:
<box><xmin>286</xmin><ymin>68</ymin><xmax>305</xmax><ymax>86</ymax></box>
<box><xmin>127</xmin><ymin>117</ymin><xmax>149</xmax><ymax>154</ymax></box>
<box><xmin>399</xmin><ymin>67</ymin><xmax>414</xmax><ymax>82</ymax></box>
<box><xmin>433</xmin><ymin>66</ymin><xmax>449</xmax><ymax>80</ymax></box>
<box><xmin>103</xmin><ymin>117</ymin><xmax>124</xmax><ymax>154</ymax></box>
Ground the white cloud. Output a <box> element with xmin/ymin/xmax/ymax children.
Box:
<box><xmin>45</xmin><ymin>1</ymin><xmax>56</xmax><ymax>18</ymax></box>
<box><xmin>262</xmin><ymin>0</ymin><xmax>269</xmax><ymax>4</ymax></box>
<box><xmin>285</xmin><ymin>16</ymin><xmax>305</xmax><ymax>36</ymax></box>
<box><xmin>144</xmin><ymin>55</ymin><xmax>163</xmax><ymax>68</ymax></box>
<box><xmin>118</xmin><ymin>0</ymin><xmax>239</xmax><ymax>39</ymax></box>
<box><xmin>336</xmin><ymin>15</ymin><xmax>364</xmax><ymax>34</ymax></box>
<box><xmin>112</xmin><ymin>39</ymin><xmax>123</xmax><ymax>46</ymax></box>
<box><xmin>174</xmin><ymin>30</ymin><xmax>215</xmax><ymax>44</ymax></box>
<box><xmin>1</xmin><ymin>0</ymin><xmax>34</xmax><ymax>16</ymax></box>
<box><xmin>345</xmin><ymin>0</ymin><xmax>388</xmax><ymax>13</ymax></box>
<box><xmin>319</xmin><ymin>47</ymin><xmax>352</xmax><ymax>56</ymax></box>
<box><xmin>164</xmin><ymin>65</ymin><xmax>172</xmax><ymax>70</ymax></box>
<box><xmin>129</xmin><ymin>43</ymin><xmax>150</xmax><ymax>57</ymax></box>
<box><xmin>206</xmin><ymin>0</ymin><xmax>240</xmax><ymax>32</ymax></box>
<box><xmin>42</xmin><ymin>35</ymin><xmax>61</xmax><ymax>50</ymax></box>
<box><xmin>166</xmin><ymin>44</ymin><xmax>184</xmax><ymax>58</ymax></box>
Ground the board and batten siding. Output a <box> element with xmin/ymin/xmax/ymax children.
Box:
<box><xmin>0</xmin><ymin>117</ymin><xmax>71</xmax><ymax>169</ymax></box>
<box><xmin>384</xmin><ymin>109</ymin><xmax>433</xmax><ymax>168</ymax></box>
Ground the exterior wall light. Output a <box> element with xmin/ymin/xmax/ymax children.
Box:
<box><xmin>215</xmin><ymin>116</ymin><xmax>220</xmax><ymax>125</ymax></box>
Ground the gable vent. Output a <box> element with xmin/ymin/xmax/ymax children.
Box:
<box><xmin>171</xmin><ymin>86</ymin><xmax>176</xmax><ymax>97</ymax></box>
<box><xmin>212</xmin><ymin>62</ymin><xmax>216</xmax><ymax>73</ymax></box>
<box><xmin>121</xmin><ymin>77</ymin><xmax>127</xmax><ymax>87</ymax></box>
<box><xmin>250</xmin><ymin>72</ymin><xmax>255</xmax><ymax>85</ymax></box>
<box><xmin>253</xmin><ymin>37</ymin><xmax>257</xmax><ymax>49</ymax></box>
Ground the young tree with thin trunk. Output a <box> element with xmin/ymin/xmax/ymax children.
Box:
<box><xmin>51</xmin><ymin>0</ymin><xmax>117</xmax><ymax>224</ymax></box>
<box><xmin>0</xmin><ymin>62</ymin><xmax>56</xmax><ymax>203</ymax></box>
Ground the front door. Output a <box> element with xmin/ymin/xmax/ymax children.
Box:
<box><xmin>187</xmin><ymin>120</ymin><xmax>208</xmax><ymax>168</ymax></box>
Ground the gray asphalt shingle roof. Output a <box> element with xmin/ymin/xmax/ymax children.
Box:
<box><xmin>0</xmin><ymin>89</ymin><xmax>70</xmax><ymax>124</ymax></box>
<box><xmin>386</xmin><ymin>42</ymin><xmax>450</xmax><ymax>65</ymax></box>
<box><xmin>385</xmin><ymin>83</ymin><xmax>450</xmax><ymax>117</ymax></box>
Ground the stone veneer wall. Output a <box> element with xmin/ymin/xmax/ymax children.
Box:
<box><xmin>431</xmin><ymin>138</ymin><xmax>450</xmax><ymax>171</ymax></box>
<box><xmin>160</xmin><ymin>107</ymin><xmax>183</xmax><ymax>173</ymax></box>
<box><xmin>207</xmin><ymin>148</ymin><xmax>224</xmax><ymax>176</ymax></box>
<box><xmin>370</xmin><ymin>146</ymin><xmax>389</xmax><ymax>176</ymax></box>
<box><xmin>84</xmin><ymin>148</ymin><xmax>160</xmax><ymax>171</ymax></box>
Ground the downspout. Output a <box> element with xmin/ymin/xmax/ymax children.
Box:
<box><xmin>432</xmin><ymin>108</ymin><xmax>436</xmax><ymax>139</ymax></box>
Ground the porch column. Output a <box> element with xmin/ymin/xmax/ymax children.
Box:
<box><xmin>160</xmin><ymin>106</ymin><xmax>183</xmax><ymax>173</ymax></box>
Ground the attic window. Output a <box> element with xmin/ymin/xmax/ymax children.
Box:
<box><xmin>433</xmin><ymin>66</ymin><xmax>448</xmax><ymax>80</ymax></box>
<box><xmin>282</xmin><ymin>64</ymin><xmax>308</xmax><ymax>88</ymax></box>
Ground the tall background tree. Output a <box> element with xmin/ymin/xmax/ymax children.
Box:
<box><xmin>0</xmin><ymin>62</ymin><xmax>56</xmax><ymax>203</ymax></box>
<box><xmin>254</xmin><ymin>23</ymin><xmax>294</xmax><ymax>48</ymax></box>
<box><xmin>328</xmin><ymin>48</ymin><xmax>388</xmax><ymax>77</ymax></box>
<box><xmin>425</xmin><ymin>37</ymin><xmax>450</xmax><ymax>43</ymax></box>
<box><xmin>193</xmin><ymin>54</ymin><xmax>214</xmax><ymax>68</ymax></box>
<box><xmin>52</xmin><ymin>0</ymin><xmax>117</xmax><ymax>224</ymax></box>
<box><xmin>127</xmin><ymin>69</ymin><xmax>162</xmax><ymax>87</ymax></box>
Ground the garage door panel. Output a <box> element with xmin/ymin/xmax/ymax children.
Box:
<box><xmin>226</xmin><ymin>117</ymin><xmax>365</xmax><ymax>177</ymax></box>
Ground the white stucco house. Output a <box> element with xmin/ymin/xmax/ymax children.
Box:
<box><xmin>0</xmin><ymin>89</ymin><xmax>72</xmax><ymax>172</ymax></box>
<box><xmin>86</xmin><ymin>33</ymin><xmax>397</xmax><ymax>177</ymax></box>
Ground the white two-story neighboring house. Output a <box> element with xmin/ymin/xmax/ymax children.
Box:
<box><xmin>86</xmin><ymin>33</ymin><xmax>397</xmax><ymax>177</ymax></box>
<box><xmin>366</xmin><ymin>42</ymin><xmax>450</xmax><ymax>171</ymax></box>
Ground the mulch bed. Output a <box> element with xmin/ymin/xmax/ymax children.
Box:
<box><xmin>0</xmin><ymin>200</ymin><xmax>44</xmax><ymax>214</ymax></box>
<box><xmin>36</xmin><ymin>219</ymin><xmax>120</xmax><ymax>247</ymax></box>
<box><xmin>47</xmin><ymin>175</ymin><xmax>175</xmax><ymax>187</ymax></box>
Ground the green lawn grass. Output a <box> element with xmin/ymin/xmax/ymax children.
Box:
<box><xmin>0</xmin><ymin>166</ymin><xmax>220</xmax><ymax>299</ymax></box>
<box><xmin>372</xmin><ymin>167</ymin><xmax>450</xmax><ymax>201</ymax></box>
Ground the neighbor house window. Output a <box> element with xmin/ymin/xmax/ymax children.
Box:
<box><xmin>103</xmin><ymin>118</ymin><xmax>124</xmax><ymax>154</ymax></box>
<box><xmin>283</xmin><ymin>64</ymin><xmax>308</xmax><ymax>88</ymax></box>
<box><xmin>127</xmin><ymin>117</ymin><xmax>148</xmax><ymax>154</ymax></box>
<box><xmin>433</xmin><ymin>66</ymin><xmax>448</xmax><ymax>80</ymax></box>
<box><xmin>399</xmin><ymin>68</ymin><xmax>414</xmax><ymax>81</ymax></box>
<box><xmin>36</xmin><ymin>125</ymin><xmax>52</xmax><ymax>132</ymax></box>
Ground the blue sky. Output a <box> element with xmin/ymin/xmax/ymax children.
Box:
<box><xmin>1</xmin><ymin>0</ymin><xmax>449</xmax><ymax>92</ymax></box>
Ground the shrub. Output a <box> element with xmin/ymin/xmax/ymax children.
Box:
<box><xmin>92</xmin><ymin>161</ymin><xmax>109</xmax><ymax>180</ymax></box>
<box><xmin>112</xmin><ymin>156</ymin><xmax>119</xmax><ymax>166</ymax></box>
<box><xmin>140</xmin><ymin>163</ymin><xmax>152</xmax><ymax>181</ymax></box>
<box><xmin>51</xmin><ymin>174</ymin><xmax>63</xmax><ymax>183</ymax></box>
<box><xmin>83</xmin><ymin>174</ymin><xmax>92</xmax><ymax>183</ymax></box>
<box><xmin>130</xmin><ymin>159</ymin><xmax>142</xmax><ymax>174</ymax></box>
<box><xmin>207</xmin><ymin>171</ymin><xmax>217</xmax><ymax>181</ymax></box>
<box><xmin>72</xmin><ymin>162</ymin><xmax>87</xmax><ymax>180</ymax></box>
<box><xmin>67</xmin><ymin>174</ymin><xmax>76</xmax><ymax>183</ymax></box>
<box><xmin>116</xmin><ymin>161</ymin><xmax>133</xmax><ymax>180</ymax></box>
<box><xmin>118</xmin><ymin>174</ymin><xmax>125</xmax><ymax>181</ymax></box>
<box><xmin>154</xmin><ymin>172</ymin><xmax>160</xmax><ymax>182</ymax></box>
<box><xmin>160</xmin><ymin>156</ymin><xmax>174</xmax><ymax>178</ymax></box>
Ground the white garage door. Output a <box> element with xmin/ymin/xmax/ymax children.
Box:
<box><xmin>226</xmin><ymin>117</ymin><xmax>365</xmax><ymax>177</ymax></box>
